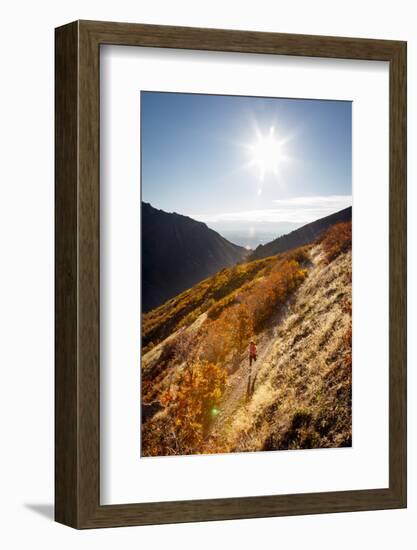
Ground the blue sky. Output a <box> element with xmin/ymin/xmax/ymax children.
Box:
<box><xmin>141</xmin><ymin>91</ymin><xmax>352</xmax><ymax>246</ymax></box>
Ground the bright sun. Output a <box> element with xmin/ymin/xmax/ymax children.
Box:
<box><xmin>249</xmin><ymin>126</ymin><xmax>286</xmax><ymax>181</ymax></box>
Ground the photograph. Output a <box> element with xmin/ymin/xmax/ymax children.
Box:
<box><xmin>0</xmin><ymin>0</ymin><xmax>409</xmax><ymax>538</ymax></box>
<box><xmin>140</xmin><ymin>91</ymin><xmax>352</xmax><ymax>457</ymax></box>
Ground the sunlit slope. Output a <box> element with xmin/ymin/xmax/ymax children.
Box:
<box><xmin>142</xmin><ymin>255</ymin><xmax>280</xmax><ymax>354</ymax></box>
<box><xmin>141</xmin><ymin>222</ymin><xmax>352</xmax><ymax>456</ymax></box>
<box><xmin>221</xmin><ymin>244</ymin><xmax>352</xmax><ymax>452</ymax></box>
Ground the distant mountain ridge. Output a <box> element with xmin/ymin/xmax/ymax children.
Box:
<box><xmin>142</xmin><ymin>202</ymin><xmax>247</xmax><ymax>312</ymax></box>
<box><xmin>248</xmin><ymin>206</ymin><xmax>352</xmax><ymax>261</ymax></box>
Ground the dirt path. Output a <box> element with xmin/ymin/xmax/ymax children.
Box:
<box><xmin>207</xmin><ymin>305</ymin><xmax>287</xmax><ymax>441</ymax></box>
<box><xmin>206</xmin><ymin>248</ymin><xmax>319</xmax><ymax>447</ymax></box>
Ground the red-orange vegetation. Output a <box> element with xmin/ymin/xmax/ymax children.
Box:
<box><xmin>321</xmin><ymin>221</ymin><xmax>352</xmax><ymax>263</ymax></box>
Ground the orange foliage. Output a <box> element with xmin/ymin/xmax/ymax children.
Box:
<box><xmin>144</xmin><ymin>360</ymin><xmax>227</xmax><ymax>455</ymax></box>
<box><xmin>246</xmin><ymin>259</ymin><xmax>308</xmax><ymax>331</ymax></box>
<box><xmin>198</xmin><ymin>257</ymin><xmax>307</xmax><ymax>364</ymax></box>
<box><xmin>321</xmin><ymin>221</ymin><xmax>352</xmax><ymax>263</ymax></box>
<box><xmin>142</xmin><ymin>257</ymin><xmax>275</xmax><ymax>353</ymax></box>
<box><xmin>200</xmin><ymin>303</ymin><xmax>253</xmax><ymax>368</ymax></box>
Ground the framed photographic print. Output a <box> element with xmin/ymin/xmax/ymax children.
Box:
<box><xmin>55</xmin><ymin>20</ymin><xmax>407</xmax><ymax>528</ymax></box>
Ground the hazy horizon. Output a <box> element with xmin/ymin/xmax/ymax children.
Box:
<box><xmin>143</xmin><ymin>199</ymin><xmax>352</xmax><ymax>250</ymax></box>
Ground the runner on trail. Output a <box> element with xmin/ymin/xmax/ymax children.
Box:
<box><xmin>249</xmin><ymin>341</ymin><xmax>257</xmax><ymax>367</ymax></box>
<box><xmin>247</xmin><ymin>340</ymin><xmax>258</xmax><ymax>399</ymax></box>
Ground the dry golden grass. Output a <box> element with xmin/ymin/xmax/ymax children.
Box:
<box><xmin>225</xmin><ymin>246</ymin><xmax>352</xmax><ymax>452</ymax></box>
<box><xmin>141</xmin><ymin>227</ymin><xmax>352</xmax><ymax>456</ymax></box>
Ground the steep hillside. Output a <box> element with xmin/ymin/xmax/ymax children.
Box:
<box><xmin>141</xmin><ymin>221</ymin><xmax>352</xmax><ymax>457</ymax></box>
<box><xmin>142</xmin><ymin>202</ymin><xmax>247</xmax><ymax>312</ymax></box>
<box><xmin>142</xmin><ymin>254</ymin><xmax>278</xmax><ymax>354</ymax></box>
<box><xmin>249</xmin><ymin>206</ymin><xmax>352</xmax><ymax>261</ymax></box>
<box><xmin>212</xmin><ymin>244</ymin><xmax>352</xmax><ymax>453</ymax></box>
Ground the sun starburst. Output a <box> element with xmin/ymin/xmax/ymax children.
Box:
<box><xmin>248</xmin><ymin>126</ymin><xmax>289</xmax><ymax>181</ymax></box>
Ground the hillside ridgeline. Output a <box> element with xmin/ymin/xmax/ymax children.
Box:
<box><xmin>249</xmin><ymin>206</ymin><xmax>351</xmax><ymax>261</ymax></box>
<box><xmin>142</xmin><ymin>202</ymin><xmax>247</xmax><ymax>312</ymax></box>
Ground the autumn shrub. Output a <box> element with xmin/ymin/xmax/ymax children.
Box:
<box><xmin>143</xmin><ymin>360</ymin><xmax>227</xmax><ymax>456</ymax></box>
<box><xmin>246</xmin><ymin>259</ymin><xmax>308</xmax><ymax>331</ymax></box>
<box><xmin>141</xmin><ymin>338</ymin><xmax>177</xmax><ymax>402</ymax></box>
<box><xmin>142</xmin><ymin>328</ymin><xmax>202</xmax><ymax>403</ymax></box>
<box><xmin>199</xmin><ymin>316</ymin><xmax>234</xmax><ymax>365</ymax></box>
<box><xmin>321</xmin><ymin>221</ymin><xmax>352</xmax><ymax>263</ymax></box>
<box><xmin>279</xmin><ymin>245</ymin><xmax>311</xmax><ymax>266</ymax></box>
<box><xmin>206</xmin><ymin>293</ymin><xmax>237</xmax><ymax>320</ymax></box>
<box><xmin>201</xmin><ymin>303</ymin><xmax>253</xmax><ymax>368</ymax></box>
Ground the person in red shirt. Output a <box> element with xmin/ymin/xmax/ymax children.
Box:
<box><xmin>249</xmin><ymin>341</ymin><xmax>257</xmax><ymax>367</ymax></box>
<box><xmin>247</xmin><ymin>340</ymin><xmax>258</xmax><ymax>398</ymax></box>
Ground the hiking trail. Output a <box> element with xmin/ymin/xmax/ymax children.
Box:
<box><xmin>206</xmin><ymin>247</ymin><xmax>320</xmax><ymax>447</ymax></box>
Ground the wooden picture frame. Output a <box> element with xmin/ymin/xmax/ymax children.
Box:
<box><xmin>55</xmin><ymin>20</ymin><xmax>407</xmax><ymax>529</ymax></box>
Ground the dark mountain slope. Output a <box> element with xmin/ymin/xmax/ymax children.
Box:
<box><xmin>248</xmin><ymin>206</ymin><xmax>352</xmax><ymax>261</ymax></box>
<box><xmin>142</xmin><ymin>202</ymin><xmax>247</xmax><ymax>312</ymax></box>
